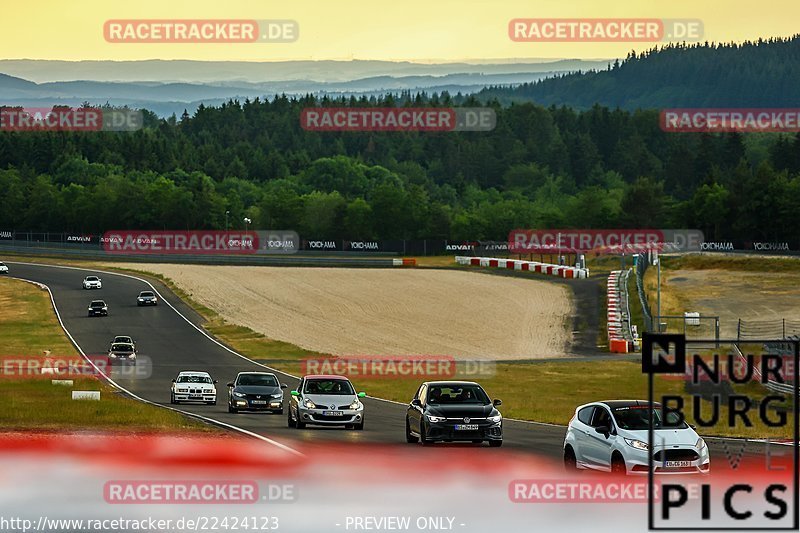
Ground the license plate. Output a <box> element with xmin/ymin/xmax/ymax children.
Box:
<box><xmin>323</xmin><ymin>411</ymin><xmax>343</xmax><ymax>416</ymax></box>
<box><xmin>455</xmin><ymin>424</ymin><xmax>479</xmax><ymax>431</ymax></box>
<box><xmin>189</xmin><ymin>394</ymin><xmax>202</xmax><ymax>399</ymax></box>
<box><xmin>251</xmin><ymin>400</ymin><xmax>267</xmax><ymax>405</ymax></box>
<box><xmin>665</xmin><ymin>461</ymin><xmax>692</xmax><ymax>468</ymax></box>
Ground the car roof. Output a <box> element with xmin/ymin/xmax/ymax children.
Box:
<box><xmin>238</xmin><ymin>371</ymin><xmax>277</xmax><ymax>376</ymax></box>
<box><xmin>423</xmin><ymin>380</ymin><xmax>480</xmax><ymax>387</ymax></box>
<box><xmin>303</xmin><ymin>374</ymin><xmax>349</xmax><ymax>380</ymax></box>
<box><xmin>596</xmin><ymin>400</ymin><xmax>661</xmax><ymax>409</ymax></box>
<box><xmin>178</xmin><ymin>371</ymin><xmax>212</xmax><ymax>376</ymax></box>
<box><xmin>90</xmin><ymin>300</ymin><xmax>105</xmax><ymax>304</ymax></box>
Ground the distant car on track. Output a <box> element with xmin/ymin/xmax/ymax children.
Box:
<box><xmin>108</xmin><ymin>342</ymin><xmax>136</xmax><ymax>365</ymax></box>
<box><xmin>227</xmin><ymin>371</ymin><xmax>288</xmax><ymax>413</ymax></box>
<box><xmin>405</xmin><ymin>381</ymin><xmax>503</xmax><ymax>447</ymax></box>
<box><xmin>0</xmin><ymin>261</ymin><xmax>8</xmax><ymax>274</ymax></box>
<box><xmin>82</xmin><ymin>275</ymin><xmax>102</xmax><ymax>289</ymax></box>
<box><xmin>87</xmin><ymin>300</ymin><xmax>108</xmax><ymax>316</ymax></box>
<box><xmin>171</xmin><ymin>371</ymin><xmax>218</xmax><ymax>405</ymax></box>
<box><xmin>111</xmin><ymin>335</ymin><xmax>134</xmax><ymax>348</ymax></box>
<box><xmin>563</xmin><ymin>400</ymin><xmax>710</xmax><ymax>475</ymax></box>
<box><xmin>288</xmin><ymin>374</ymin><xmax>365</xmax><ymax>430</ymax></box>
<box><xmin>136</xmin><ymin>290</ymin><xmax>158</xmax><ymax>306</ymax></box>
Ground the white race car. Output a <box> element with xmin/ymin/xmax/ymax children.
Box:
<box><xmin>564</xmin><ymin>400</ymin><xmax>710</xmax><ymax>475</ymax></box>
<box><xmin>0</xmin><ymin>261</ymin><xmax>8</xmax><ymax>274</ymax></box>
<box><xmin>82</xmin><ymin>275</ymin><xmax>102</xmax><ymax>289</ymax></box>
<box><xmin>170</xmin><ymin>371</ymin><xmax>217</xmax><ymax>405</ymax></box>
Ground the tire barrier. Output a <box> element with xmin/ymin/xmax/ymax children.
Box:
<box><xmin>608</xmin><ymin>269</ymin><xmax>637</xmax><ymax>353</ymax></box>
<box><xmin>454</xmin><ymin>256</ymin><xmax>589</xmax><ymax>279</ymax></box>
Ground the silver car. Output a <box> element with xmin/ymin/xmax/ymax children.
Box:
<box><xmin>288</xmin><ymin>374</ymin><xmax>366</xmax><ymax>430</ymax></box>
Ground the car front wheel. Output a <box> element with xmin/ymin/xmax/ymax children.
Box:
<box><xmin>405</xmin><ymin>418</ymin><xmax>418</xmax><ymax>443</ymax></box>
<box><xmin>611</xmin><ymin>454</ymin><xmax>627</xmax><ymax>476</ymax></box>
<box><xmin>564</xmin><ymin>446</ymin><xmax>578</xmax><ymax>471</ymax></box>
<box><xmin>420</xmin><ymin>422</ymin><xmax>434</xmax><ymax>446</ymax></box>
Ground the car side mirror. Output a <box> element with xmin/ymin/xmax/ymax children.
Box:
<box><xmin>213</xmin><ymin>380</ymin><xmax>218</xmax><ymax>384</ymax></box>
<box><xmin>493</xmin><ymin>399</ymin><xmax>502</xmax><ymax>406</ymax></box>
<box><xmin>280</xmin><ymin>383</ymin><xmax>288</xmax><ymax>389</ymax></box>
<box><xmin>290</xmin><ymin>390</ymin><xmax>299</xmax><ymax>397</ymax></box>
<box><xmin>226</xmin><ymin>382</ymin><xmax>234</xmax><ymax>387</ymax></box>
<box><xmin>357</xmin><ymin>392</ymin><xmax>366</xmax><ymax>398</ymax></box>
<box><xmin>595</xmin><ymin>426</ymin><xmax>610</xmax><ymax>437</ymax></box>
<box><xmin>171</xmin><ymin>379</ymin><xmax>176</xmax><ymax>383</ymax></box>
<box><xmin>410</xmin><ymin>398</ymin><xmax>421</xmax><ymax>407</ymax></box>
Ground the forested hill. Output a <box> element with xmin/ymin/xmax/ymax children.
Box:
<box><xmin>477</xmin><ymin>37</ymin><xmax>800</xmax><ymax>109</ymax></box>
<box><xmin>1</xmin><ymin>94</ymin><xmax>800</xmax><ymax>245</ymax></box>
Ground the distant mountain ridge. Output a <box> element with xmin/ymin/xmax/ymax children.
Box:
<box><xmin>0</xmin><ymin>58</ymin><xmax>612</xmax><ymax>117</ymax></box>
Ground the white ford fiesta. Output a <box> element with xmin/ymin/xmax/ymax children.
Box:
<box><xmin>563</xmin><ymin>400</ymin><xmax>710</xmax><ymax>475</ymax></box>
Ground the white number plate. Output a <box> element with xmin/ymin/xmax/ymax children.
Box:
<box><xmin>455</xmin><ymin>424</ymin><xmax>479</xmax><ymax>431</ymax></box>
<box><xmin>323</xmin><ymin>411</ymin><xmax>343</xmax><ymax>416</ymax></box>
<box><xmin>251</xmin><ymin>400</ymin><xmax>267</xmax><ymax>405</ymax></box>
<box><xmin>664</xmin><ymin>461</ymin><xmax>691</xmax><ymax>468</ymax></box>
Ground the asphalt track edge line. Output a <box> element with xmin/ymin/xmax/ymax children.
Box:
<box><xmin>7</xmin><ymin>271</ymin><xmax>305</xmax><ymax>458</ymax></box>
<box><xmin>10</xmin><ymin>261</ymin><xmax>777</xmax><ymax>441</ymax></box>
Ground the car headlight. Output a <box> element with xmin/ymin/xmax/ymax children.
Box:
<box><xmin>426</xmin><ymin>415</ymin><xmax>447</xmax><ymax>423</ymax></box>
<box><xmin>488</xmin><ymin>414</ymin><xmax>502</xmax><ymax>423</ymax></box>
<box><xmin>696</xmin><ymin>438</ymin><xmax>707</xmax><ymax>451</ymax></box>
<box><xmin>177</xmin><ymin>388</ymin><xmax>188</xmax><ymax>393</ymax></box>
<box><xmin>303</xmin><ymin>398</ymin><xmax>317</xmax><ymax>409</ymax></box>
<box><xmin>348</xmin><ymin>399</ymin><xmax>362</xmax><ymax>410</ymax></box>
<box><xmin>271</xmin><ymin>393</ymin><xmax>283</xmax><ymax>399</ymax></box>
<box><xmin>233</xmin><ymin>391</ymin><xmax>246</xmax><ymax>398</ymax></box>
<box><xmin>624</xmin><ymin>438</ymin><xmax>650</xmax><ymax>451</ymax></box>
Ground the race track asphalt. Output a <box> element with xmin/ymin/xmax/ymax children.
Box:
<box><xmin>7</xmin><ymin>261</ymin><xmax>571</xmax><ymax>460</ymax></box>
<box><xmin>7</xmin><ymin>261</ymin><xmax>773</xmax><ymax>465</ymax></box>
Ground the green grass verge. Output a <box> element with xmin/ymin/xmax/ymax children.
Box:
<box><xmin>0</xmin><ymin>276</ymin><xmax>218</xmax><ymax>433</ymax></box>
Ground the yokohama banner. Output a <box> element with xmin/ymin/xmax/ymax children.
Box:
<box><xmin>507</xmin><ymin>229</ymin><xmax>704</xmax><ymax>254</ymax></box>
<box><xmin>102</xmin><ymin>231</ymin><xmax>299</xmax><ymax>254</ymax></box>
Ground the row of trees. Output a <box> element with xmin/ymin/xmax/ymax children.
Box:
<box><xmin>1</xmin><ymin>151</ymin><xmax>798</xmax><ymax>242</ymax></box>
<box><xmin>0</xmin><ymin>87</ymin><xmax>799</xmax><ymax>241</ymax></box>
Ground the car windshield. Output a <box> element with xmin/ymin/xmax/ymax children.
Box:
<box><xmin>140</xmin><ymin>292</ymin><xmax>154</xmax><ymax>297</ymax></box>
<box><xmin>86</xmin><ymin>277</ymin><xmax>98</xmax><ymax>281</ymax></box>
<box><xmin>178</xmin><ymin>375</ymin><xmax>212</xmax><ymax>384</ymax></box>
<box><xmin>111</xmin><ymin>344</ymin><xmax>133</xmax><ymax>352</ymax></box>
<box><xmin>238</xmin><ymin>374</ymin><xmax>278</xmax><ymax>387</ymax></box>
<box><xmin>304</xmin><ymin>379</ymin><xmax>354</xmax><ymax>395</ymax></box>
<box><xmin>427</xmin><ymin>385</ymin><xmax>490</xmax><ymax>405</ymax></box>
<box><xmin>115</xmin><ymin>337</ymin><xmax>131</xmax><ymax>342</ymax></box>
<box><xmin>612</xmin><ymin>405</ymin><xmax>688</xmax><ymax>430</ymax></box>
<box><xmin>91</xmin><ymin>301</ymin><xmax>104</xmax><ymax>307</ymax></box>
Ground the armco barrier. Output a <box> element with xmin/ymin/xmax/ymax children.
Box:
<box><xmin>607</xmin><ymin>269</ymin><xmax>637</xmax><ymax>353</ymax></box>
<box><xmin>454</xmin><ymin>256</ymin><xmax>589</xmax><ymax>279</ymax></box>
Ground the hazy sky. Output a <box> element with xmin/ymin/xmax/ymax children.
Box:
<box><xmin>4</xmin><ymin>0</ymin><xmax>797</xmax><ymax>62</ymax></box>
